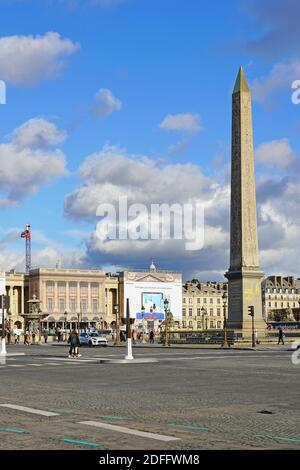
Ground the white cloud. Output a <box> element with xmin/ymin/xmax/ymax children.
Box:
<box><xmin>0</xmin><ymin>118</ymin><xmax>68</xmax><ymax>206</ymax></box>
<box><xmin>0</xmin><ymin>32</ymin><xmax>79</xmax><ymax>85</ymax></box>
<box><xmin>63</xmin><ymin>144</ymin><xmax>229</xmax><ymax>277</ymax></box>
<box><xmin>10</xmin><ymin>118</ymin><xmax>67</xmax><ymax>148</ymax></box>
<box><xmin>61</xmin><ymin>141</ymin><xmax>300</xmax><ymax>280</ymax></box>
<box><xmin>159</xmin><ymin>113</ymin><xmax>203</xmax><ymax>133</ymax></box>
<box><xmin>255</xmin><ymin>139</ymin><xmax>298</xmax><ymax>169</ymax></box>
<box><xmin>251</xmin><ymin>60</ymin><xmax>300</xmax><ymax>103</ymax></box>
<box><xmin>92</xmin><ymin>88</ymin><xmax>122</xmax><ymax>118</ymax></box>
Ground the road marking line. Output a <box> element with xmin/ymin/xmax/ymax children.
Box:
<box><xmin>98</xmin><ymin>416</ymin><xmax>128</xmax><ymax>421</ymax></box>
<box><xmin>0</xmin><ymin>404</ymin><xmax>60</xmax><ymax>417</ymax></box>
<box><xmin>0</xmin><ymin>427</ymin><xmax>25</xmax><ymax>433</ymax></box>
<box><xmin>78</xmin><ymin>421</ymin><xmax>180</xmax><ymax>442</ymax></box>
<box><xmin>7</xmin><ymin>365</ymin><xmax>25</xmax><ymax>368</ymax></box>
<box><xmin>62</xmin><ymin>439</ymin><xmax>101</xmax><ymax>448</ymax></box>
<box><xmin>256</xmin><ymin>434</ymin><xmax>300</xmax><ymax>443</ymax></box>
<box><xmin>27</xmin><ymin>364</ymin><xmax>43</xmax><ymax>367</ymax></box>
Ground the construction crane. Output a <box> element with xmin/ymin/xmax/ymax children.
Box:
<box><xmin>21</xmin><ymin>224</ymin><xmax>31</xmax><ymax>274</ymax></box>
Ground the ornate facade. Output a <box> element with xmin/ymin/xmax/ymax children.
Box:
<box><xmin>4</xmin><ymin>267</ymin><xmax>118</xmax><ymax>332</ymax></box>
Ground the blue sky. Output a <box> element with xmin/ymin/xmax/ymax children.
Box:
<box><xmin>0</xmin><ymin>0</ymin><xmax>299</xmax><ymax>280</ymax></box>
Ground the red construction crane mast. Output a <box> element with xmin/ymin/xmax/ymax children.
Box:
<box><xmin>21</xmin><ymin>224</ymin><xmax>31</xmax><ymax>274</ymax></box>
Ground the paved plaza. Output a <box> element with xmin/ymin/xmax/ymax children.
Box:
<box><xmin>0</xmin><ymin>344</ymin><xmax>299</xmax><ymax>450</ymax></box>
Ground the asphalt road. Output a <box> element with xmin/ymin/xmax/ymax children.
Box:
<box><xmin>0</xmin><ymin>343</ymin><xmax>299</xmax><ymax>450</ymax></box>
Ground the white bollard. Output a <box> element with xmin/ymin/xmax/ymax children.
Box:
<box><xmin>0</xmin><ymin>337</ymin><xmax>7</xmax><ymax>356</ymax></box>
<box><xmin>125</xmin><ymin>338</ymin><xmax>134</xmax><ymax>360</ymax></box>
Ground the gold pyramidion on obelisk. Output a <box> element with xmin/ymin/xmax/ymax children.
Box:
<box><xmin>225</xmin><ymin>66</ymin><xmax>266</xmax><ymax>339</ymax></box>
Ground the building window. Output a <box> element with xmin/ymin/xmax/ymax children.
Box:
<box><xmin>287</xmin><ymin>302</ymin><xmax>290</xmax><ymax>307</ymax></box>
<box><xmin>189</xmin><ymin>298</ymin><xmax>193</xmax><ymax>304</ymax></box>
<box><xmin>217</xmin><ymin>298</ymin><xmax>220</xmax><ymax>304</ymax></box>
<box><xmin>210</xmin><ymin>321</ymin><xmax>214</xmax><ymax>328</ymax></box>
<box><xmin>217</xmin><ymin>308</ymin><xmax>221</xmax><ymax>316</ymax></box>
<box><xmin>189</xmin><ymin>308</ymin><xmax>193</xmax><ymax>316</ymax></box>
<box><xmin>197</xmin><ymin>308</ymin><xmax>201</xmax><ymax>316</ymax></box>
<box><xmin>47</xmin><ymin>298</ymin><xmax>53</xmax><ymax>312</ymax></box>
<box><xmin>293</xmin><ymin>302</ymin><xmax>296</xmax><ymax>307</ymax></box>
<box><xmin>59</xmin><ymin>298</ymin><xmax>65</xmax><ymax>312</ymax></box>
<box><xmin>197</xmin><ymin>298</ymin><xmax>200</xmax><ymax>303</ymax></box>
<box><xmin>183</xmin><ymin>298</ymin><xmax>186</xmax><ymax>304</ymax></box>
<box><xmin>182</xmin><ymin>308</ymin><xmax>186</xmax><ymax>316</ymax></box>
<box><xmin>268</xmin><ymin>302</ymin><xmax>271</xmax><ymax>307</ymax></box>
<box><xmin>189</xmin><ymin>321</ymin><xmax>193</xmax><ymax>328</ymax></box>
<box><xmin>275</xmin><ymin>302</ymin><xmax>277</xmax><ymax>308</ymax></box>
<box><xmin>203</xmin><ymin>298</ymin><xmax>207</xmax><ymax>304</ymax></box>
<box><xmin>58</xmin><ymin>282</ymin><xmax>65</xmax><ymax>293</ymax></box>
<box><xmin>91</xmin><ymin>283</ymin><xmax>98</xmax><ymax>295</ymax></box>
<box><xmin>210</xmin><ymin>298</ymin><xmax>213</xmax><ymax>304</ymax></box>
<box><xmin>81</xmin><ymin>299</ymin><xmax>87</xmax><ymax>313</ymax></box>
<box><xmin>92</xmin><ymin>299</ymin><xmax>98</xmax><ymax>313</ymax></box>
<box><xmin>217</xmin><ymin>321</ymin><xmax>222</xmax><ymax>329</ymax></box>
<box><xmin>46</xmin><ymin>282</ymin><xmax>54</xmax><ymax>293</ymax></box>
<box><xmin>197</xmin><ymin>321</ymin><xmax>201</xmax><ymax>328</ymax></box>
<box><xmin>69</xmin><ymin>283</ymin><xmax>77</xmax><ymax>294</ymax></box>
<box><xmin>210</xmin><ymin>308</ymin><xmax>213</xmax><ymax>316</ymax></box>
<box><xmin>281</xmin><ymin>302</ymin><xmax>283</xmax><ymax>308</ymax></box>
<box><xmin>182</xmin><ymin>321</ymin><xmax>186</xmax><ymax>328</ymax></box>
<box><xmin>70</xmin><ymin>299</ymin><xmax>76</xmax><ymax>313</ymax></box>
<box><xmin>80</xmin><ymin>283</ymin><xmax>88</xmax><ymax>294</ymax></box>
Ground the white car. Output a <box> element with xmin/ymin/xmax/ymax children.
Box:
<box><xmin>79</xmin><ymin>332</ymin><xmax>108</xmax><ymax>347</ymax></box>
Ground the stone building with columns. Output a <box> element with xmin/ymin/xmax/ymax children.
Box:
<box><xmin>4</xmin><ymin>267</ymin><xmax>118</xmax><ymax>333</ymax></box>
<box><xmin>5</xmin><ymin>270</ymin><xmax>29</xmax><ymax>331</ymax></box>
<box><xmin>262</xmin><ymin>275</ymin><xmax>300</xmax><ymax>322</ymax></box>
<box><xmin>182</xmin><ymin>281</ymin><xmax>227</xmax><ymax>330</ymax></box>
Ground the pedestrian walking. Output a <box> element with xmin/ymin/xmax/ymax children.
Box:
<box><xmin>56</xmin><ymin>327</ymin><xmax>62</xmax><ymax>342</ymax></box>
<box><xmin>132</xmin><ymin>329</ymin><xmax>136</xmax><ymax>344</ymax></box>
<box><xmin>67</xmin><ymin>329</ymin><xmax>81</xmax><ymax>358</ymax></box>
<box><xmin>277</xmin><ymin>327</ymin><xmax>285</xmax><ymax>345</ymax></box>
<box><xmin>14</xmin><ymin>329</ymin><xmax>20</xmax><ymax>344</ymax></box>
<box><xmin>7</xmin><ymin>329</ymin><xmax>11</xmax><ymax>344</ymax></box>
<box><xmin>149</xmin><ymin>330</ymin><xmax>155</xmax><ymax>344</ymax></box>
<box><xmin>44</xmin><ymin>328</ymin><xmax>48</xmax><ymax>344</ymax></box>
<box><xmin>24</xmin><ymin>330</ymin><xmax>30</xmax><ymax>345</ymax></box>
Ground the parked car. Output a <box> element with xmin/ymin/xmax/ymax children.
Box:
<box><xmin>79</xmin><ymin>332</ymin><xmax>108</xmax><ymax>347</ymax></box>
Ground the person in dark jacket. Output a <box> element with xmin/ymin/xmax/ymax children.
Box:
<box><xmin>68</xmin><ymin>330</ymin><xmax>81</xmax><ymax>357</ymax></box>
<box><xmin>277</xmin><ymin>327</ymin><xmax>284</xmax><ymax>345</ymax></box>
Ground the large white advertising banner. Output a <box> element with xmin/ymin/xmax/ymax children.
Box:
<box><xmin>124</xmin><ymin>280</ymin><xmax>182</xmax><ymax>321</ymax></box>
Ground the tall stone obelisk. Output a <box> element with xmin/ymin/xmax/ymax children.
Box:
<box><xmin>225</xmin><ymin>66</ymin><xmax>265</xmax><ymax>338</ymax></box>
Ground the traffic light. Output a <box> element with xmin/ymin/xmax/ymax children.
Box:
<box><xmin>248</xmin><ymin>305</ymin><xmax>254</xmax><ymax>317</ymax></box>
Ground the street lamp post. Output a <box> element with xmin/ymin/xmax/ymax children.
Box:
<box><xmin>38</xmin><ymin>308</ymin><xmax>42</xmax><ymax>343</ymax></box>
<box><xmin>77</xmin><ymin>312</ymin><xmax>80</xmax><ymax>333</ymax></box>
<box><xmin>114</xmin><ymin>304</ymin><xmax>121</xmax><ymax>346</ymax></box>
<box><xmin>222</xmin><ymin>291</ymin><xmax>229</xmax><ymax>348</ymax></box>
<box><xmin>64</xmin><ymin>310</ymin><xmax>68</xmax><ymax>341</ymax></box>
<box><xmin>141</xmin><ymin>306</ymin><xmax>146</xmax><ymax>344</ymax></box>
<box><xmin>163</xmin><ymin>298</ymin><xmax>169</xmax><ymax>347</ymax></box>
